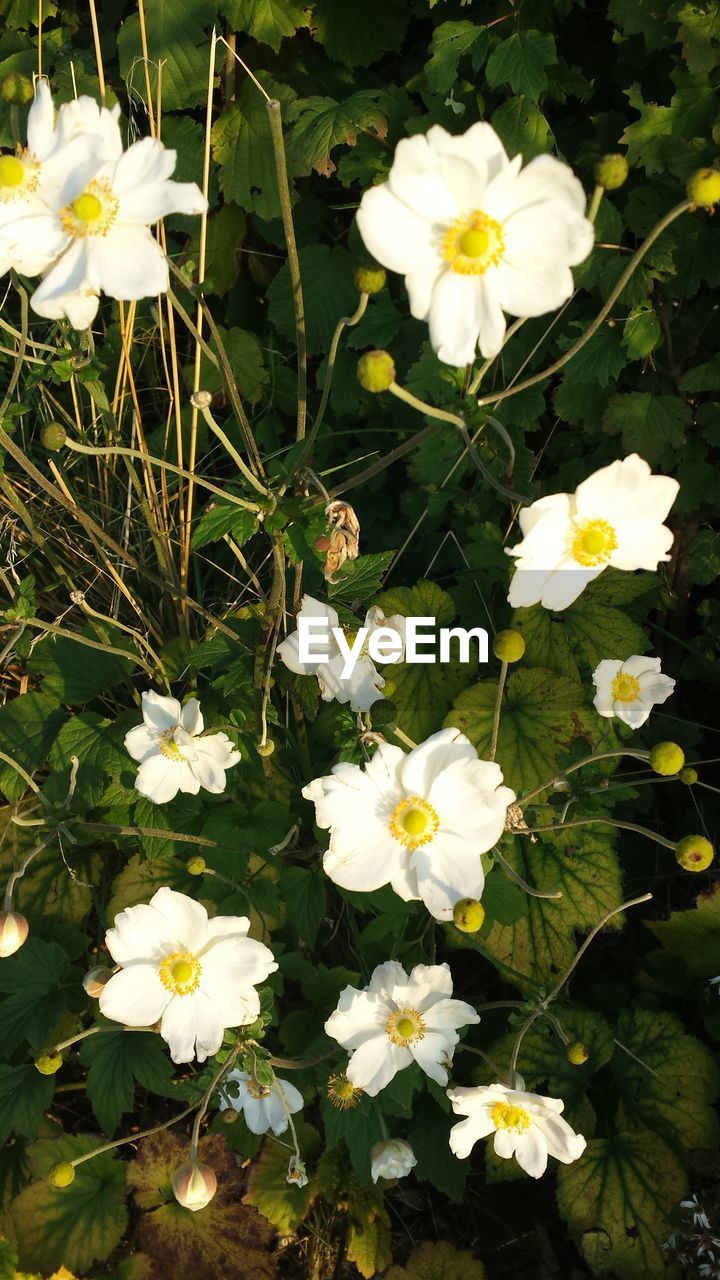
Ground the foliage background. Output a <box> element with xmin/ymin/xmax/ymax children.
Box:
<box><xmin>0</xmin><ymin>0</ymin><xmax>719</xmax><ymax>1278</ymax></box>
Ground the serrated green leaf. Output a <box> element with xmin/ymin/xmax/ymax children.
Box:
<box><xmin>314</xmin><ymin>0</ymin><xmax>409</xmax><ymax>67</ymax></box>
<box><xmin>192</xmin><ymin>503</ymin><xmax>258</xmax><ymax>550</ymax></box>
<box><xmin>622</xmin><ymin>307</ymin><xmax>662</xmax><ymax>359</ymax></box>
<box><xmin>424</xmin><ymin>21</ymin><xmax>487</xmax><ymax>94</ymax></box>
<box><xmin>280</xmin><ymin>866</ymin><xmax>326</xmax><ymax>946</ymax></box>
<box><xmin>647</xmin><ymin>883</ymin><xmax>720</xmax><ymax>978</ymax></box>
<box><xmin>412</xmin><ymin>1097</ymin><xmax>467</xmax><ymax>1200</ymax></box>
<box><xmin>603</xmin><ymin>393</ymin><xmax>691</xmax><ymax>468</ymax></box>
<box><xmin>0</xmin><ymin>808</ymin><xmax>94</xmax><ymax>925</ymax></box>
<box><xmin>243</xmin><ymin>1123</ymin><xmax>318</xmax><ymax>1232</ymax></box>
<box><xmin>267</xmin><ymin>244</ymin><xmax>358</xmax><ymax>355</ymax></box>
<box><xmin>679</xmin><ymin>353</ymin><xmax>720</xmax><ymax>390</ymax></box>
<box><xmin>80</xmin><ymin>1029</ymin><xmax>176</xmax><ymax>1136</ymax></box>
<box><xmin>287</xmin><ymin>92</ymin><xmax>388</xmax><ymax>178</ymax></box>
<box><xmin>346</xmin><ymin>1214</ymin><xmax>392</xmax><ymax>1279</ymax></box>
<box><xmin>0</xmin><ymin>691</ymin><xmax>64</xmax><ymax>803</ymax></box>
<box><xmin>27</xmin><ymin>630</ymin><xmax>135</xmax><ymax>704</ymax></box>
<box><xmin>0</xmin><ymin>1063</ymin><xmax>54</xmax><ymax>1147</ymax></box>
<box><xmin>211</xmin><ymin>80</ymin><xmax>296</xmax><ymax>220</ymax></box>
<box><xmin>487</xmin><ymin>1005</ymin><xmax>614</xmax><ymax>1113</ymax></box>
<box><xmin>46</xmin><ymin>712</ymin><xmax>130</xmax><ymax>809</ymax></box>
<box><xmin>481</xmin><ymin>871</ymin><xmax>530</xmax><ymax>926</ymax></box>
<box><xmin>559</xmin><ymin>324</ymin><xmax>625</xmax><ymax>386</ymax></box>
<box><xmin>117</xmin><ymin>0</ymin><xmax>216</xmax><ymax>111</ymax></box>
<box><xmin>0</xmin><ymin>938</ymin><xmax>75</xmax><ymax>1054</ymax></box>
<box><xmin>513</xmin><ymin>573</ymin><xmax>651</xmax><ymax>680</ymax></box>
<box><xmin>486</xmin><ymin>31</ymin><xmax>557</xmax><ymax>100</ymax></box>
<box><xmin>218</xmin><ymin>0</ymin><xmax>307</xmax><ymax>50</ymax></box>
<box><xmin>491</xmin><ymin>95</ymin><xmax>553</xmax><ymax>160</ymax></box>
<box><xmin>326</xmin><ymin>551</ymin><xmax>395</xmax><ymax>604</ymax></box>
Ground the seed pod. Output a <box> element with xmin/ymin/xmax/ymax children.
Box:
<box><xmin>187</xmin><ymin>857</ymin><xmax>206</xmax><ymax>876</ymax></box>
<box><xmin>594</xmin><ymin>154</ymin><xmax>629</xmax><ymax>190</ymax></box>
<box><xmin>686</xmin><ymin>168</ymin><xmax>720</xmax><ymax>208</ymax></box>
<box><xmin>492</xmin><ymin>630</ymin><xmax>526</xmax><ymax>663</ymax></box>
<box><xmin>649</xmin><ymin>742</ymin><xmax>685</xmax><ymax>776</ymax></box>
<box><xmin>452</xmin><ymin>898</ymin><xmax>485</xmax><ymax>933</ymax></box>
<box><xmin>354</xmin><ymin>264</ymin><xmax>386</xmax><ymax>294</ymax></box>
<box><xmin>566</xmin><ymin>1041</ymin><xmax>589</xmax><ymax>1066</ymax></box>
<box><xmin>49</xmin><ymin>1162</ymin><xmax>76</xmax><ymax>1188</ymax></box>
<box><xmin>357</xmin><ymin>350</ymin><xmax>395</xmax><ymax>392</ymax></box>
<box><xmin>35</xmin><ymin>1052</ymin><xmax>63</xmax><ymax>1075</ymax></box>
<box><xmin>675</xmin><ymin>835</ymin><xmax>714</xmax><ymax>873</ymax></box>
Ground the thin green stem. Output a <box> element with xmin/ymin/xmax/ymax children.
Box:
<box><xmin>525</xmin><ymin>816</ymin><xmax>677</xmax><ymax>852</ymax></box>
<box><xmin>5</xmin><ymin>831</ymin><xmax>56</xmax><ymax>912</ymax></box>
<box><xmin>0</xmin><ymin>749</ymin><xmax>52</xmax><ymax>809</ymax></box>
<box><xmin>190</xmin><ymin>1045</ymin><xmax>240</xmax><ymax>1160</ymax></box>
<box><xmin>588</xmin><ymin>184</ymin><xmax>604</xmax><ymax>223</ymax></box>
<box><xmin>192</xmin><ymin>396</ymin><xmax>271</xmax><ymax>498</ymax></box>
<box><xmin>296</xmin><ymin>292</ymin><xmax>369</xmax><ymax>472</ymax></box>
<box><xmin>489</xmin><ymin>660</ymin><xmax>508</xmax><ymax>761</ymax></box>
<box><xmin>267</xmin><ymin>98</ymin><xmax>307</xmax><ymax>443</ymax></box>
<box><xmin>71</xmin><ymin>1104</ymin><xmax>197</xmax><ymax>1168</ymax></box>
<box><xmin>492</xmin><ymin>846</ymin><xmax>563</xmax><ymax>901</ymax></box>
<box><xmin>519</xmin><ymin>749</ymin><xmax>651</xmax><ymax>806</ymax></box>
<box><xmin>388</xmin><ymin>381</ymin><xmax>466</xmax><ymax>428</ymax></box>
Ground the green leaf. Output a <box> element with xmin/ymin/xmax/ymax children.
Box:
<box><xmin>0</xmin><ymin>1063</ymin><xmax>54</xmax><ymax>1146</ymax></box>
<box><xmin>553</xmin><ymin>379</ymin><xmax>610</xmax><ymax>431</ymax></box>
<box><xmin>412</xmin><ymin>1098</ymin><xmax>467</xmax><ymax>1201</ymax></box>
<box><xmin>80</xmin><ymin>1029</ymin><xmax>176</xmax><ymax>1136</ymax></box>
<box><xmin>192</xmin><ymin>503</ymin><xmax>259</xmax><ymax>549</ymax></box>
<box><xmin>446</xmin><ymin>668</ymin><xmax>583</xmax><ymax>793</ymax></box>
<box><xmin>374</xmin><ymin>579</ymin><xmax>456</xmax><ymax>627</ymax></box>
<box><xmin>201</xmin><ymin>326</ymin><xmax>268</xmax><ymax>402</ymax></box>
<box><xmin>287</xmin><ymin>92</ymin><xmax>389</xmax><ymax>178</ymax></box>
<box><xmin>486</xmin><ymin>31</ymin><xmax>557</xmax><ymax>100</ymax></box>
<box><xmin>243</xmin><ymin>1124</ymin><xmax>318</xmax><ymax>1232</ymax></box>
<box><xmin>679</xmin><ymin>353</ymin><xmax>720</xmax><ymax>390</ymax></box>
<box><xmin>481</xmin><ymin>871</ymin><xmax>530</xmax><ymax>927</ymax></box>
<box><xmin>491</xmin><ymin>95</ymin><xmax>553</xmax><ymax>160</ymax></box>
<box><xmin>346</xmin><ymin>1214</ymin><xmax>392</xmax><ymax>1279</ymax></box>
<box><xmin>0</xmin><ymin>938</ymin><xmax>74</xmax><ymax>1054</ymax></box>
<box><xmin>117</xmin><ymin>0</ymin><xmax>216</xmax><ymax>111</ymax></box>
<box><xmin>187</xmin><ymin>206</ymin><xmax>247</xmax><ymax>296</ymax></box>
<box><xmin>281</xmin><ymin>866</ymin><xmax>327</xmax><ymax>946</ymax></box>
<box><xmin>268</xmin><ymin>244</ymin><xmax>358</xmax><ymax>355</ymax></box>
<box><xmin>488</xmin><ymin>1006</ymin><xmax>614</xmax><ymax>1112</ymax></box>
<box><xmin>557</xmin><ymin>1132</ymin><xmax>687</xmax><ymax>1279</ymax></box>
<box><xmin>0</xmin><ymin>691</ymin><xmax>64</xmax><ymax>803</ymax></box>
<box><xmin>218</xmin><ymin>0</ymin><xmax>307</xmax><ymax>50</ymax></box>
<box><xmin>559</xmin><ymin>324</ymin><xmax>626</xmax><ymax>387</ymax></box>
<box><xmin>424</xmin><ymin>21</ymin><xmax>488</xmax><ymax>94</ymax></box>
<box><xmin>8</xmin><ymin>1134</ymin><xmax>128</xmax><ymax>1274</ymax></box>
<box><xmin>326</xmin><ymin>551</ymin><xmax>395</xmax><ymax>604</ymax></box>
<box><xmin>602</xmin><ymin>393</ymin><xmax>691</xmax><ymax>468</ymax></box>
<box><xmin>0</xmin><ymin>808</ymin><xmax>94</xmax><ymax>924</ymax></box>
<box><xmin>622</xmin><ymin>307</ymin><xmax>662</xmax><ymax>360</ymax></box>
<box><xmin>47</xmin><ymin>712</ymin><xmax>130</xmax><ymax>809</ymax></box>
<box><xmin>211</xmin><ymin>79</ymin><xmax>296</xmax><ymax>220</ymax></box>
<box><xmin>647</xmin><ymin>883</ymin><xmax>720</xmax><ymax>978</ymax></box>
<box><xmin>313</xmin><ymin>0</ymin><xmax>409</xmax><ymax>67</ymax></box>
<box><xmin>687</xmin><ymin>529</ymin><xmax>720</xmax><ymax>586</ymax></box>
<box><xmin>27</xmin><ymin>630</ymin><xmax>135</xmax><ymax>704</ymax></box>
<box><xmin>513</xmin><ymin>573</ymin><xmax>652</xmax><ymax>681</ymax></box>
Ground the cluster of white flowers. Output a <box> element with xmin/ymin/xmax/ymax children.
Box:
<box><xmin>0</xmin><ymin>80</ymin><xmax>205</xmax><ymax>328</ymax></box>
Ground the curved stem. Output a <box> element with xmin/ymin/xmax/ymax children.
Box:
<box><xmin>519</xmin><ymin>749</ymin><xmax>651</xmax><ymax>806</ymax></box>
<box><xmin>190</xmin><ymin>1045</ymin><xmax>240</xmax><ymax>1160</ymax></box>
<box><xmin>388</xmin><ymin>381</ymin><xmax>466</xmax><ymax>428</ymax></box>
<box><xmin>489</xmin><ymin>660</ymin><xmax>508</xmax><ymax>762</ymax></box>
<box><xmin>492</xmin><ymin>846</ymin><xmax>563</xmax><ymax>900</ymax></box>
<box><xmin>71</xmin><ymin>1103</ymin><xmax>197</xmax><ymax>1169</ymax></box>
<box><xmin>5</xmin><ymin>830</ymin><xmax>56</xmax><ymax>912</ymax></box>
<box><xmin>296</xmin><ymin>293</ymin><xmax>369</xmax><ymax>473</ymax></box>
<box><xmin>0</xmin><ymin>749</ymin><xmax>52</xmax><ymax>809</ymax></box>
<box><xmin>193</xmin><ymin>397</ymin><xmax>271</xmax><ymax>498</ymax></box>
<box><xmin>525</xmin><ymin>815</ymin><xmax>677</xmax><ymax>852</ymax></box>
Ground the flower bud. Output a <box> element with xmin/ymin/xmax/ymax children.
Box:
<box><xmin>82</xmin><ymin>965</ymin><xmax>112</xmax><ymax>998</ymax></box>
<box><xmin>357</xmin><ymin>350</ymin><xmax>395</xmax><ymax>393</ymax></box>
<box><xmin>369</xmin><ymin>698</ymin><xmax>397</xmax><ymax>727</ymax></box>
<box><xmin>0</xmin><ymin>911</ymin><xmax>29</xmax><ymax>957</ymax></box>
<box><xmin>649</xmin><ymin>742</ymin><xmax>685</xmax><ymax>776</ymax></box>
<box><xmin>566</xmin><ymin>1041</ymin><xmax>589</xmax><ymax>1066</ymax></box>
<box><xmin>35</xmin><ymin>1052</ymin><xmax>63</xmax><ymax>1076</ymax></box>
<box><xmin>370</xmin><ymin>1138</ymin><xmax>417</xmax><ymax>1184</ymax></box>
<box><xmin>687</xmin><ymin>168</ymin><xmax>720</xmax><ymax>208</ymax></box>
<box><xmin>173</xmin><ymin>1161</ymin><xmax>217</xmax><ymax>1212</ymax></box>
<box><xmin>452</xmin><ymin>898</ymin><xmax>485</xmax><ymax>933</ymax></box>
<box><xmin>256</xmin><ymin>740</ymin><xmax>275</xmax><ymax>757</ymax></box>
<box><xmin>675</xmin><ymin>835</ymin><xmax>714</xmax><ymax>873</ymax></box>
<box><xmin>679</xmin><ymin>767</ymin><xmax>697</xmax><ymax>786</ymax></box>
<box><xmin>286</xmin><ymin>1155</ymin><xmax>308</xmax><ymax>1188</ymax></box>
<box><xmin>492</xmin><ymin>630</ymin><xmax>526</xmax><ymax>663</ymax></box>
<box><xmin>187</xmin><ymin>856</ymin><xmax>206</xmax><ymax>876</ymax></box>
<box><xmin>0</xmin><ymin>73</ymin><xmax>34</xmax><ymax>105</ymax></box>
<box><xmin>40</xmin><ymin>422</ymin><xmax>67</xmax><ymax>452</ymax></box>
<box><xmin>49</xmin><ymin>1161</ymin><xmax>76</xmax><ymax>1188</ymax></box>
<box><xmin>594</xmin><ymin>154</ymin><xmax>629</xmax><ymax>190</ymax></box>
<box><xmin>222</xmin><ymin>1107</ymin><xmax>239</xmax><ymax>1124</ymax></box>
<box><xmin>354</xmin><ymin>264</ymin><xmax>386</xmax><ymax>295</ymax></box>
<box><xmin>190</xmin><ymin>389</ymin><xmax>213</xmax><ymax>410</ymax></box>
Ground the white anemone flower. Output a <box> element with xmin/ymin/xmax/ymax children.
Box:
<box><xmin>592</xmin><ymin>655</ymin><xmax>675</xmax><ymax>728</ymax></box>
<box><xmin>99</xmin><ymin>887</ymin><xmax>278</xmax><ymax>1064</ymax></box>
<box><xmin>302</xmin><ymin>727</ymin><xmax>515</xmax><ymax>920</ymax></box>
<box><xmin>124</xmin><ymin>690</ymin><xmax>240</xmax><ymax>804</ymax></box>
<box><xmin>277</xmin><ymin>595</ymin><xmax>406</xmax><ymax>713</ymax></box>
<box><xmin>448</xmin><ymin>1082</ymin><xmax>587</xmax><ymax>1178</ymax></box>
<box><xmin>325</xmin><ymin>960</ymin><xmax>479</xmax><ymax>1096</ymax></box>
<box><xmin>370</xmin><ymin>1139</ymin><xmax>417</xmax><ymax>1183</ymax></box>
<box><xmin>356</xmin><ymin>122</ymin><xmax>593</xmax><ymax>366</ymax></box>
<box><xmin>218</xmin><ymin>1069</ymin><xmax>304</xmax><ymax>1136</ymax></box>
<box><xmin>507</xmin><ymin>454</ymin><xmax>679</xmax><ymax>611</ymax></box>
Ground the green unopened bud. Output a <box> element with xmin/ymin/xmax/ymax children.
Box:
<box><xmin>493</xmin><ymin>630</ymin><xmax>526</xmax><ymax>663</ymax></box>
<box><xmin>222</xmin><ymin>1107</ymin><xmax>239</xmax><ymax>1124</ymax></box>
<box><xmin>187</xmin><ymin>856</ymin><xmax>206</xmax><ymax>876</ymax></box>
<box><xmin>354</xmin><ymin>264</ymin><xmax>386</xmax><ymax>295</ymax></box>
<box><xmin>256</xmin><ymin>740</ymin><xmax>275</xmax><ymax>757</ymax></box>
<box><xmin>566</xmin><ymin>1041</ymin><xmax>589</xmax><ymax>1066</ymax></box>
<box><xmin>83</xmin><ymin>965</ymin><xmax>112</xmax><ymax>998</ymax></box>
<box><xmin>357</xmin><ymin>350</ymin><xmax>395</xmax><ymax>393</ymax></box>
<box><xmin>679</xmin><ymin>767</ymin><xmax>697</xmax><ymax>786</ymax></box>
<box><xmin>675</xmin><ymin>835</ymin><xmax>714</xmax><ymax>873</ymax></box>
<box><xmin>369</xmin><ymin>698</ymin><xmax>397</xmax><ymax>727</ymax></box>
<box><xmin>173</xmin><ymin>1160</ymin><xmax>217</xmax><ymax>1211</ymax></box>
<box><xmin>687</xmin><ymin>167</ymin><xmax>720</xmax><ymax>208</ymax></box>
<box><xmin>452</xmin><ymin>898</ymin><xmax>485</xmax><ymax>933</ymax></box>
<box><xmin>594</xmin><ymin>154</ymin><xmax>629</xmax><ymax>190</ymax></box>
<box><xmin>49</xmin><ymin>1161</ymin><xmax>76</xmax><ymax>1188</ymax></box>
<box><xmin>40</xmin><ymin>422</ymin><xmax>67</xmax><ymax>452</ymax></box>
<box><xmin>0</xmin><ymin>911</ymin><xmax>29</xmax><ymax>957</ymax></box>
<box><xmin>35</xmin><ymin>1052</ymin><xmax>63</xmax><ymax>1075</ymax></box>
<box><xmin>0</xmin><ymin>72</ymin><xmax>34</xmax><ymax>105</ymax></box>
<box><xmin>649</xmin><ymin>742</ymin><xmax>685</xmax><ymax>776</ymax></box>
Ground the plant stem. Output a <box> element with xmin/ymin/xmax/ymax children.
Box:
<box><xmin>71</xmin><ymin>1104</ymin><xmax>198</xmax><ymax>1169</ymax></box>
<box><xmin>388</xmin><ymin>381</ymin><xmax>466</xmax><ymax>428</ymax></box>
<box><xmin>519</xmin><ymin>749</ymin><xmax>651</xmax><ymax>806</ymax></box>
<box><xmin>190</xmin><ymin>1046</ymin><xmax>240</xmax><ymax>1160</ymax></box>
<box><xmin>267</xmin><ymin>98</ymin><xmax>307</xmax><ymax>443</ymax></box>
<box><xmin>295</xmin><ymin>292</ymin><xmax>369</xmax><ymax>473</ymax></box>
<box><xmin>489</xmin><ymin>661</ymin><xmax>508</xmax><ymax>761</ymax></box>
<box><xmin>524</xmin><ymin>816</ymin><xmax>678</xmax><ymax>852</ymax></box>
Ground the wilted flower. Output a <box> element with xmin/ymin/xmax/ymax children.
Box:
<box><xmin>325</xmin><ymin>959</ymin><xmax>479</xmax><ymax>1096</ymax></box>
<box><xmin>124</xmin><ymin>690</ymin><xmax>240</xmax><ymax>805</ymax></box>
<box><xmin>218</xmin><ymin>1069</ymin><xmax>303</xmax><ymax>1136</ymax></box>
<box><xmin>592</xmin><ymin>655</ymin><xmax>675</xmax><ymax>728</ymax></box>
<box><xmin>506</xmin><ymin>454</ymin><xmax>679</xmax><ymax>611</ymax></box>
<box><xmin>371</xmin><ymin>1138</ymin><xmax>417</xmax><ymax>1183</ymax></box>
<box><xmin>173</xmin><ymin>1160</ymin><xmax>217</xmax><ymax>1211</ymax></box>
<box><xmin>99</xmin><ymin>886</ymin><xmax>277</xmax><ymax>1064</ymax></box>
<box><xmin>326</xmin><ymin>1073</ymin><xmax>364</xmax><ymax>1109</ymax></box>
<box><xmin>303</xmin><ymin>727</ymin><xmax>515</xmax><ymax>920</ymax></box>
<box><xmin>286</xmin><ymin>1155</ymin><xmax>309</xmax><ymax>1187</ymax></box>
<box><xmin>448</xmin><ymin>1081</ymin><xmax>586</xmax><ymax>1178</ymax></box>
<box><xmin>356</xmin><ymin>122</ymin><xmax>593</xmax><ymax>366</ymax></box>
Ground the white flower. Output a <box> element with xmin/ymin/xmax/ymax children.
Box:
<box><xmin>448</xmin><ymin>1082</ymin><xmax>586</xmax><ymax>1178</ymax></box>
<box><xmin>99</xmin><ymin>887</ymin><xmax>277</xmax><ymax>1064</ymax></box>
<box><xmin>356</xmin><ymin>122</ymin><xmax>593</xmax><ymax>366</ymax></box>
<box><xmin>506</xmin><ymin>454</ymin><xmax>679</xmax><ymax>611</ymax></box>
<box><xmin>277</xmin><ymin>595</ymin><xmax>405</xmax><ymax>713</ymax></box>
<box><xmin>218</xmin><ymin>1069</ymin><xmax>304</xmax><ymax>1136</ymax></box>
<box><xmin>302</xmin><ymin>727</ymin><xmax>515</xmax><ymax>920</ymax></box>
<box><xmin>324</xmin><ymin>959</ymin><xmax>479</xmax><ymax>1096</ymax></box>
<box><xmin>370</xmin><ymin>1139</ymin><xmax>417</xmax><ymax>1183</ymax></box>
<box><xmin>592</xmin><ymin>655</ymin><xmax>675</xmax><ymax>728</ymax></box>
<box><xmin>124</xmin><ymin>690</ymin><xmax>240</xmax><ymax>804</ymax></box>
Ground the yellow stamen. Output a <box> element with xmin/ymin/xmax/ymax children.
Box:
<box><xmin>0</xmin><ymin>154</ymin><xmax>24</xmax><ymax>188</ymax></box>
<box><xmin>571</xmin><ymin>519</ymin><xmax>618</xmax><ymax>567</ymax></box>
<box><xmin>610</xmin><ymin>673</ymin><xmax>641</xmax><ymax>703</ymax></box>
<box><xmin>442</xmin><ymin>210</ymin><xmax>505</xmax><ymax>276</ymax></box>
<box><xmin>159</xmin><ymin>950</ymin><xmax>201</xmax><ymax>996</ymax></box>
<box><xmin>159</xmin><ymin>729</ymin><xmax>185</xmax><ymax>760</ymax></box>
<box><xmin>59</xmin><ymin>179</ymin><xmax>119</xmax><ymax>238</ymax></box>
<box><xmin>492</xmin><ymin>1101</ymin><xmax>531</xmax><ymax>1132</ymax></box>
<box><xmin>385</xmin><ymin>1007</ymin><xmax>426</xmax><ymax>1046</ymax></box>
<box><xmin>389</xmin><ymin>795</ymin><xmax>439</xmax><ymax>850</ymax></box>
<box><xmin>245</xmin><ymin>1079</ymin><xmax>272</xmax><ymax>1100</ymax></box>
<box><xmin>327</xmin><ymin>1074</ymin><xmax>363</xmax><ymax>1109</ymax></box>
<box><xmin>72</xmin><ymin>191</ymin><xmax>102</xmax><ymax>223</ymax></box>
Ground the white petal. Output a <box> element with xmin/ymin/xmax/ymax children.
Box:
<box><xmin>426</xmin><ymin>121</ymin><xmax>508</xmax><ymax>189</ymax></box>
<box><xmin>142</xmin><ymin>690</ymin><xmax>182</xmax><ymax>730</ymax></box>
<box><xmin>26</xmin><ymin>81</ymin><xmax>55</xmax><ymax>157</ymax></box>
<box><xmin>494</xmin><ymin>257</ymin><xmax>574</xmax><ymax>319</ymax></box>
<box><xmin>323</xmin><ymin>831</ymin><xmax>406</xmax><ymax>894</ymax></box>
<box><xmin>410</xmin><ymin>1030</ymin><xmax>455</xmax><ymax>1085</ymax></box>
<box><xmin>475</xmin><ymin>277</ymin><xmax>508</xmax><ymax>359</ymax></box>
<box><xmin>325</xmin><ymin>986</ymin><xmax>387</xmax><ymax>1050</ymax></box>
<box><xmin>160</xmin><ymin>991</ymin><xmax>224</xmax><ymax>1064</ymax></box>
<box><xmin>400</xmin><ymin>727</ymin><xmax>476</xmax><ymax>797</ymax></box>
<box><xmin>123</xmin><ymin>724</ymin><xmax>159</xmax><ymax>763</ymax></box>
<box><xmin>514</xmin><ymin>1127</ymin><xmax>549</xmax><ymax>1178</ymax></box>
<box><xmin>92</xmin><ymin>226</ymin><xmax>169</xmax><ymax>300</ymax></box>
<box><xmin>575</xmin><ymin>455</ymin><xmax>678</xmax><ymax>528</ymax></box>
<box><xmin>346</xmin><ymin>1035</ymin><xmax>408</xmax><ymax>1096</ymax></box>
<box><xmin>150</xmin><ymin>886</ymin><xmax>209</xmax><ymax>950</ymax></box>
<box><xmin>428</xmin><ymin>270</ymin><xmax>481</xmax><ymax>367</ymax></box>
<box><xmin>356</xmin><ymin>182</ymin><xmax>438</xmax><ymax>280</ymax></box>
<box><xmin>191</xmin><ymin>750</ymin><xmax>228</xmax><ymax>794</ymax></box>
<box><xmin>387</xmin><ymin>133</ymin><xmax>459</xmax><ymax>222</ymax></box>
<box><xmin>134</xmin><ymin>755</ymin><xmax>183</xmax><ymax>803</ymax></box>
<box><xmin>99</xmin><ymin>964</ymin><xmax>169</xmax><ymax>1026</ymax></box>
<box><xmin>415</xmin><ymin>836</ymin><xmax>486</xmax><ymax>920</ymax></box>
<box><xmin>609</xmin><ymin>521</ymin><xmax>675</xmax><ymax>571</ymax></box>
<box><xmin>449</xmin><ymin>1114</ymin><xmax>485</xmax><ymax>1158</ymax></box>
<box><xmin>591</xmin><ymin>660</ymin><xmax>622</xmax><ymax>717</ymax></box>
<box><xmin>180</xmin><ymin>698</ymin><xmax>204</xmax><ymax>736</ymax></box>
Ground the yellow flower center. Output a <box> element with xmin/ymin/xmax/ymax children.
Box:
<box><xmin>492</xmin><ymin>1101</ymin><xmax>531</xmax><ymax>1132</ymax></box>
<box><xmin>0</xmin><ymin>154</ymin><xmax>24</xmax><ymax>188</ymax></box>
<box><xmin>159</xmin><ymin>950</ymin><xmax>201</xmax><ymax>996</ymax></box>
<box><xmin>571</xmin><ymin>519</ymin><xmax>618</xmax><ymax>567</ymax></box>
<box><xmin>389</xmin><ymin>795</ymin><xmax>439</xmax><ymax>850</ymax></box>
<box><xmin>443</xmin><ymin>210</ymin><xmax>505</xmax><ymax>275</ymax></box>
<box><xmin>246</xmin><ymin>1079</ymin><xmax>272</xmax><ymax>1100</ymax></box>
<box><xmin>610</xmin><ymin>672</ymin><xmax>641</xmax><ymax>703</ymax></box>
<box><xmin>327</xmin><ymin>1074</ymin><xmax>363</xmax><ymax>1109</ymax></box>
<box><xmin>159</xmin><ymin>729</ymin><xmax>185</xmax><ymax>760</ymax></box>
<box><xmin>0</xmin><ymin>149</ymin><xmax>39</xmax><ymax>202</ymax></box>
<box><xmin>385</xmin><ymin>1007</ymin><xmax>426</xmax><ymax>1046</ymax></box>
<box><xmin>60</xmin><ymin>179</ymin><xmax>119</xmax><ymax>238</ymax></box>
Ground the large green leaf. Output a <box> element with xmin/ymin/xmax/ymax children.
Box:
<box><xmin>117</xmin><ymin>0</ymin><xmax>216</xmax><ymax>111</ymax></box>
<box><xmin>0</xmin><ymin>1063</ymin><xmax>54</xmax><ymax>1146</ymax></box>
<box><xmin>485</xmin><ymin>31</ymin><xmax>557</xmax><ymax>100</ymax></box>
<box><xmin>491</xmin><ymin>95</ymin><xmax>553</xmax><ymax>160</ymax></box>
<box><xmin>81</xmin><ymin>1029</ymin><xmax>177</xmax><ymax>1136</ymax></box>
<box><xmin>211</xmin><ymin>80</ymin><xmax>296</xmax><ymax>220</ymax></box>
<box><xmin>647</xmin><ymin>883</ymin><xmax>720</xmax><ymax>978</ymax></box>
<box><xmin>192</xmin><ymin>504</ymin><xmax>258</xmax><ymax>550</ymax></box>
<box><xmin>485</xmin><ymin>1005</ymin><xmax>615</xmax><ymax>1115</ymax></box>
<box><xmin>219</xmin><ymin>0</ymin><xmax>307</xmax><ymax>50</ymax></box>
<box><xmin>46</xmin><ymin>712</ymin><xmax>131</xmax><ymax>809</ymax></box>
<box><xmin>287</xmin><ymin>92</ymin><xmax>389</xmax><ymax>178</ymax></box>
<box><xmin>27</xmin><ymin>631</ymin><xmax>135</xmax><ymax>704</ymax></box>
<box><xmin>0</xmin><ymin>809</ymin><xmax>94</xmax><ymax>924</ymax></box>
<box><xmin>0</xmin><ymin>938</ymin><xmax>76</xmax><ymax>1055</ymax></box>
<box><xmin>243</xmin><ymin>1123</ymin><xmax>319</xmax><ymax>1233</ymax></box>
<box><xmin>603</xmin><ymin>393</ymin><xmax>691</xmax><ymax>468</ymax></box>
<box><xmin>424</xmin><ymin>20</ymin><xmax>488</xmax><ymax>94</ymax></box>
<box><xmin>0</xmin><ymin>691</ymin><xmax>64</xmax><ymax>803</ymax></box>
<box><xmin>557</xmin><ymin>1132</ymin><xmax>687</xmax><ymax>1278</ymax></box>
<box><xmin>267</xmin><ymin>244</ymin><xmax>358</xmax><ymax>355</ymax></box>
<box><xmin>314</xmin><ymin>0</ymin><xmax>409</xmax><ymax>67</ymax></box>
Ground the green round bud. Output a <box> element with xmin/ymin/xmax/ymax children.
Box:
<box><xmin>452</xmin><ymin>898</ymin><xmax>485</xmax><ymax>933</ymax></box>
<box><xmin>594</xmin><ymin>153</ymin><xmax>629</xmax><ymax>190</ymax></box>
<box><xmin>357</xmin><ymin>350</ymin><xmax>395</xmax><ymax>393</ymax></box>
<box><xmin>40</xmin><ymin>422</ymin><xmax>67</xmax><ymax>452</ymax></box>
<box><xmin>222</xmin><ymin>1107</ymin><xmax>239</xmax><ymax>1124</ymax></box>
<box><xmin>35</xmin><ymin>1052</ymin><xmax>62</xmax><ymax>1076</ymax></box>
<box><xmin>676</xmin><ymin>835</ymin><xmax>714</xmax><ymax>873</ymax></box>
<box><xmin>493</xmin><ymin>630</ymin><xmax>526</xmax><ymax>664</ymax></box>
<box><xmin>49</xmin><ymin>1161</ymin><xmax>76</xmax><ymax>1188</ymax></box>
<box><xmin>679</xmin><ymin>766</ymin><xmax>698</xmax><ymax>786</ymax></box>
<box><xmin>0</xmin><ymin>73</ymin><xmax>34</xmax><ymax>105</ymax></box>
<box><xmin>649</xmin><ymin>742</ymin><xmax>685</xmax><ymax>777</ymax></box>
<box><xmin>687</xmin><ymin>167</ymin><xmax>720</xmax><ymax>208</ymax></box>
<box><xmin>256</xmin><ymin>740</ymin><xmax>275</xmax><ymax>757</ymax></box>
<box><xmin>354</xmin><ymin>264</ymin><xmax>386</xmax><ymax>295</ymax></box>
<box><xmin>566</xmin><ymin>1041</ymin><xmax>589</xmax><ymax>1066</ymax></box>
<box><xmin>369</xmin><ymin>698</ymin><xmax>397</xmax><ymax>727</ymax></box>
<box><xmin>187</xmin><ymin>856</ymin><xmax>206</xmax><ymax>876</ymax></box>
